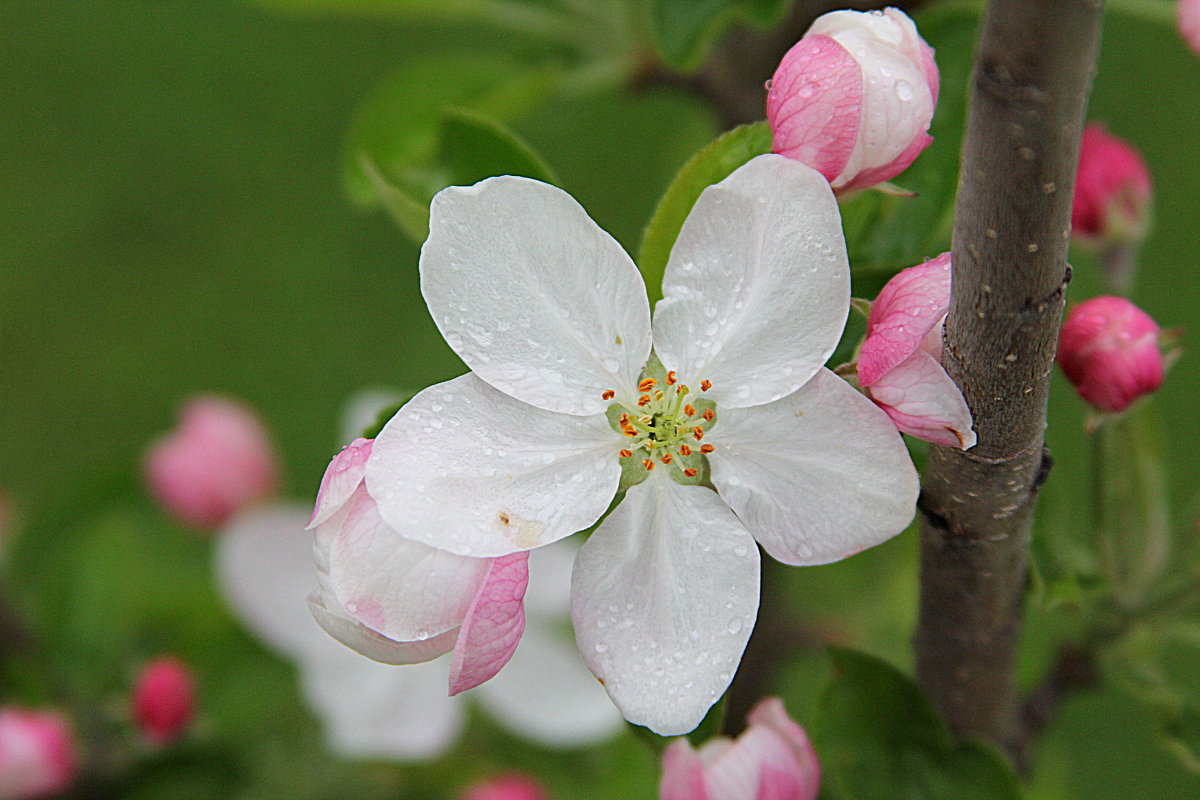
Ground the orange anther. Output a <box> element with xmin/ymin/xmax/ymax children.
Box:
<box><xmin>601</xmin><ymin>389</ymin><xmax>615</xmax><ymax>400</ymax></box>
<box><xmin>624</xmin><ymin>430</ymin><xmax>638</xmax><ymax>437</ymax></box>
<box><xmin>700</xmin><ymin>443</ymin><xmax>715</xmax><ymax>454</ymax></box>
<box><xmin>683</xmin><ymin>404</ymin><xmax>696</xmax><ymax>417</ymax></box>
<box><xmin>702</xmin><ymin>408</ymin><xmax>715</xmax><ymax>422</ymax></box>
<box><xmin>700</xmin><ymin>379</ymin><xmax>712</xmax><ymax>391</ymax></box>
<box><xmin>637</xmin><ymin>395</ymin><xmax>651</xmax><ymax>407</ymax></box>
<box><xmin>619</xmin><ymin>449</ymin><xmax>633</xmax><ymax>458</ymax></box>
<box><xmin>683</xmin><ymin>468</ymin><xmax>698</xmax><ymax>478</ymax></box>
<box><xmin>642</xmin><ymin>459</ymin><xmax>655</xmax><ymax>471</ymax></box>
<box><xmin>692</xmin><ymin>427</ymin><xmax>705</xmax><ymax>441</ymax></box>
<box><xmin>666</xmin><ymin>371</ymin><xmax>677</xmax><ymax>385</ymax></box>
<box><xmin>638</xmin><ymin>378</ymin><xmax>656</xmax><ymax>392</ymax></box>
<box><xmin>659</xmin><ymin>453</ymin><xmax>673</xmax><ymax>465</ymax></box>
<box><xmin>654</xmin><ymin>390</ymin><xmax>664</xmax><ymax>402</ymax></box>
<box><xmin>679</xmin><ymin>444</ymin><xmax>692</xmax><ymax>456</ymax></box>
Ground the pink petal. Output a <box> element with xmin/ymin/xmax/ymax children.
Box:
<box><xmin>448</xmin><ymin>552</ymin><xmax>530</xmax><ymax>696</ymax></box>
<box><xmin>660</xmin><ymin>739</ymin><xmax>712</xmax><ymax>800</ymax></box>
<box><xmin>767</xmin><ymin>35</ymin><xmax>863</xmax><ymax>183</ymax></box>
<box><xmin>746</xmin><ymin>699</ymin><xmax>820</xmax><ymax>800</ymax></box>
<box><xmin>836</xmin><ymin>130</ymin><xmax>932</xmax><ymax>192</ymax></box>
<box><xmin>858</xmin><ymin>252</ymin><xmax>952</xmax><ymax>386</ymax></box>
<box><xmin>1181</xmin><ymin>0</ymin><xmax>1200</xmax><ymax>55</ymax></box>
<box><xmin>867</xmin><ymin>350</ymin><xmax>977</xmax><ymax>449</ymax></box>
<box><xmin>308</xmin><ymin>438</ymin><xmax>373</xmax><ymax>528</ymax></box>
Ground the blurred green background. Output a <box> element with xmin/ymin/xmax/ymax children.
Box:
<box><xmin>2</xmin><ymin>0</ymin><xmax>1199</xmax><ymax>798</ymax></box>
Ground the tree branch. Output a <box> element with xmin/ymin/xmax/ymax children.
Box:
<box><xmin>913</xmin><ymin>0</ymin><xmax>1105</xmax><ymax>755</ymax></box>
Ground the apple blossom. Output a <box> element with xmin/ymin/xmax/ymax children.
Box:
<box><xmin>462</xmin><ymin>774</ymin><xmax>548</xmax><ymax>800</ymax></box>
<box><xmin>659</xmin><ymin>697</ymin><xmax>819</xmax><ymax>800</ymax></box>
<box><xmin>767</xmin><ymin>8</ymin><xmax>938</xmax><ymax>192</ymax></box>
<box><xmin>1057</xmin><ymin>296</ymin><xmax>1164</xmax><ymax>414</ymax></box>
<box><xmin>349</xmin><ymin>154</ymin><xmax>918</xmax><ymax>735</ymax></box>
<box><xmin>1181</xmin><ymin>0</ymin><xmax>1200</xmax><ymax>55</ymax></box>
<box><xmin>132</xmin><ymin>656</ymin><xmax>196</xmax><ymax>746</ymax></box>
<box><xmin>216</xmin><ymin>503</ymin><xmax>621</xmax><ymax>760</ymax></box>
<box><xmin>1072</xmin><ymin>123</ymin><xmax>1152</xmax><ymax>246</ymax></box>
<box><xmin>0</xmin><ymin>708</ymin><xmax>76</xmax><ymax>800</ymax></box>
<box><xmin>857</xmin><ymin>253</ymin><xmax>976</xmax><ymax>449</ymax></box>
<box><xmin>145</xmin><ymin>396</ymin><xmax>278</xmax><ymax>529</ymax></box>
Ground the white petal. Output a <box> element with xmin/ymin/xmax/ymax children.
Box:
<box><xmin>422</xmin><ymin>176</ymin><xmax>652</xmax><ymax>415</ymax></box>
<box><xmin>522</xmin><ymin>538</ymin><xmax>578</xmax><ymax>619</ymax></box>
<box><xmin>308</xmin><ymin>590</ymin><xmax>460</xmax><ymax>665</ymax></box>
<box><xmin>367</xmin><ymin>373</ymin><xmax>621</xmax><ymax>558</ymax></box>
<box><xmin>215</xmin><ymin>504</ymin><xmax>327</xmax><ymax>658</ymax></box>
<box><xmin>653</xmin><ymin>155</ymin><xmax>849</xmax><ymax>409</ymax></box>
<box><xmin>708</xmin><ymin>368</ymin><xmax>918</xmax><ymax>566</ymax></box>
<box><xmin>571</xmin><ymin>474</ymin><xmax>760</xmax><ymax>736</ymax></box>
<box><xmin>476</xmin><ymin>626</ymin><xmax>623</xmax><ymax>748</ymax></box>
<box><xmin>318</xmin><ymin>485</ymin><xmax>491</xmax><ymax>641</ymax></box>
<box><xmin>301</xmin><ymin>650</ymin><xmax>464</xmax><ymax>761</ymax></box>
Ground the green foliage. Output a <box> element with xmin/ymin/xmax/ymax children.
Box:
<box><xmin>814</xmin><ymin>648</ymin><xmax>1021</xmax><ymax>800</ymax></box>
<box><xmin>652</xmin><ymin>0</ymin><xmax>793</xmax><ymax>71</ymax></box>
<box><xmin>637</xmin><ymin>121</ymin><xmax>772</xmax><ymax>303</ymax></box>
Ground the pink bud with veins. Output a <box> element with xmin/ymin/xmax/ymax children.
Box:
<box><xmin>1072</xmin><ymin>124</ymin><xmax>1152</xmax><ymax>245</ymax></box>
<box><xmin>767</xmin><ymin>7</ymin><xmax>938</xmax><ymax>192</ymax></box>
<box><xmin>659</xmin><ymin>697</ymin><xmax>820</xmax><ymax>800</ymax></box>
<box><xmin>1058</xmin><ymin>296</ymin><xmax>1165</xmax><ymax>414</ymax></box>
<box><xmin>462</xmin><ymin>774</ymin><xmax>549</xmax><ymax>800</ymax></box>
<box><xmin>858</xmin><ymin>253</ymin><xmax>976</xmax><ymax>449</ymax></box>
<box><xmin>0</xmin><ymin>707</ymin><xmax>77</xmax><ymax>800</ymax></box>
<box><xmin>145</xmin><ymin>396</ymin><xmax>278</xmax><ymax>530</ymax></box>
<box><xmin>132</xmin><ymin>656</ymin><xmax>197</xmax><ymax>746</ymax></box>
<box><xmin>1181</xmin><ymin>0</ymin><xmax>1200</xmax><ymax>54</ymax></box>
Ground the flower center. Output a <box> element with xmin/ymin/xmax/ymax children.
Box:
<box><xmin>602</xmin><ymin>369</ymin><xmax>716</xmax><ymax>484</ymax></box>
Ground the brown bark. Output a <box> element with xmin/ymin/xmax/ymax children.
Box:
<box><xmin>913</xmin><ymin>0</ymin><xmax>1105</xmax><ymax>754</ymax></box>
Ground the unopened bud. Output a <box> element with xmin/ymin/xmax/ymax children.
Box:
<box><xmin>1058</xmin><ymin>296</ymin><xmax>1165</xmax><ymax>414</ymax></box>
<box><xmin>461</xmin><ymin>774</ymin><xmax>548</xmax><ymax>800</ymax></box>
<box><xmin>132</xmin><ymin>656</ymin><xmax>197</xmax><ymax>746</ymax></box>
<box><xmin>0</xmin><ymin>707</ymin><xmax>77</xmax><ymax>800</ymax></box>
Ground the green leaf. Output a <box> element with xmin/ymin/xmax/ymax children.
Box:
<box><xmin>652</xmin><ymin>0</ymin><xmax>793</xmax><ymax>71</ymax></box>
<box><xmin>440</xmin><ymin>108</ymin><xmax>560</xmax><ymax>187</ymax></box>
<box><xmin>636</xmin><ymin>121</ymin><xmax>772</xmax><ymax>304</ymax></box>
<box><xmin>815</xmin><ymin>648</ymin><xmax>1021</xmax><ymax>800</ymax></box>
<box><xmin>343</xmin><ymin>53</ymin><xmax>560</xmax><ymax>211</ymax></box>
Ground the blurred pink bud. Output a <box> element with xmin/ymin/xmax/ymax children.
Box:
<box><xmin>767</xmin><ymin>7</ymin><xmax>938</xmax><ymax>192</ymax></box>
<box><xmin>857</xmin><ymin>253</ymin><xmax>976</xmax><ymax>449</ymax></box>
<box><xmin>0</xmin><ymin>708</ymin><xmax>77</xmax><ymax>800</ymax></box>
<box><xmin>145</xmin><ymin>396</ymin><xmax>278</xmax><ymax>529</ymax></box>
<box><xmin>1072</xmin><ymin>124</ymin><xmax>1152</xmax><ymax>244</ymax></box>
<box><xmin>132</xmin><ymin>656</ymin><xmax>197</xmax><ymax>746</ymax></box>
<box><xmin>1181</xmin><ymin>0</ymin><xmax>1200</xmax><ymax>54</ymax></box>
<box><xmin>1058</xmin><ymin>296</ymin><xmax>1165</xmax><ymax>414</ymax></box>
<box><xmin>462</xmin><ymin>774</ymin><xmax>548</xmax><ymax>800</ymax></box>
<box><xmin>659</xmin><ymin>698</ymin><xmax>819</xmax><ymax>800</ymax></box>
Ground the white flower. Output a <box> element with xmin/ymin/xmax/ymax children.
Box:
<box><xmin>215</xmin><ymin>504</ymin><xmax>621</xmax><ymax>759</ymax></box>
<box><xmin>348</xmin><ymin>153</ymin><xmax>919</xmax><ymax>736</ymax></box>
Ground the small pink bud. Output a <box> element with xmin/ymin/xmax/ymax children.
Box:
<box><xmin>461</xmin><ymin>774</ymin><xmax>548</xmax><ymax>800</ymax></box>
<box><xmin>659</xmin><ymin>698</ymin><xmax>819</xmax><ymax>800</ymax></box>
<box><xmin>857</xmin><ymin>253</ymin><xmax>976</xmax><ymax>449</ymax></box>
<box><xmin>132</xmin><ymin>656</ymin><xmax>197</xmax><ymax>746</ymax></box>
<box><xmin>1181</xmin><ymin>0</ymin><xmax>1200</xmax><ymax>54</ymax></box>
<box><xmin>145</xmin><ymin>396</ymin><xmax>278</xmax><ymax>530</ymax></box>
<box><xmin>1072</xmin><ymin>124</ymin><xmax>1152</xmax><ymax>245</ymax></box>
<box><xmin>0</xmin><ymin>708</ymin><xmax>77</xmax><ymax>800</ymax></box>
<box><xmin>1058</xmin><ymin>296</ymin><xmax>1165</xmax><ymax>413</ymax></box>
<box><xmin>767</xmin><ymin>8</ymin><xmax>938</xmax><ymax>192</ymax></box>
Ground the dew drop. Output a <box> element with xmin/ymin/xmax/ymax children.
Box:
<box><xmin>727</xmin><ymin>618</ymin><xmax>744</xmax><ymax>634</ymax></box>
<box><xmin>895</xmin><ymin>79</ymin><xmax>914</xmax><ymax>101</ymax></box>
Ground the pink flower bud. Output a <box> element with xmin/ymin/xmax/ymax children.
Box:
<box><xmin>132</xmin><ymin>656</ymin><xmax>197</xmax><ymax>746</ymax></box>
<box><xmin>1182</xmin><ymin>0</ymin><xmax>1200</xmax><ymax>54</ymax></box>
<box><xmin>461</xmin><ymin>774</ymin><xmax>548</xmax><ymax>800</ymax></box>
<box><xmin>1057</xmin><ymin>296</ymin><xmax>1165</xmax><ymax>413</ymax></box>
<box><xmin>767</xmin><ymin>7</ymin><xmax>938</xmax><ymax>192</ymax></box>
<box><xmin>1072</xmin><ymin>124</ymin><xmax>1152</xmax><ymax>245</ymax></box>
<box><xmin>145</xmin><ymin>396</ymin><xmax>278</xmax><ymax>529</ymax></box>
<box><xmin>659</xmin><ymin>698</ymin><xmax>819</xmax><ymax>800</ymax></box>
<box><xmin>857</xmin><ymin>253</ymin><xmax>976</xmax><ymax>449</ymax></box>
<box><xmin>0</xmin><ymin>708</ymin><xmax>77</xmax><ymax>800</ymax></box>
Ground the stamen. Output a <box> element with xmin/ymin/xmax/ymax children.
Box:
<box><xmin>642</xmin><ymin>459</ymin><xmax>655</xmax><ymax>471</ymax></box>
<box><xmin>683</xmin><ymin>404</ymin><xmax>696</xmax><ymax>417</ymax></box>
<box><xmin>637</xmin><ymin>394</ymin><xmax>651</xmax><ymax>407</ymax></box>
<box><xmin>676</xmin><ymin>384</ymin><xmax>689</xmax><ymax>396</ymax></box>
<box><xmin>702</xmin><ymin>408</ymin><xmax>715</xmax><ymax>422</ymax></box>
<box><xmin>666</xmin><ymin>371</ymin><xmax>677</xmax><ymax>385</ymax></box>
<box><xmin>700</xmin><ymin>379</ymin><xmax>712</xmax><ymax>392</ymax></box>
<box><xmin>659</xmin><ymin>453</ymin><xmax>673</xmax><ymax>465</ymax></box>
<box><xmin>700</xmin><ymin>444</ymin><xmax>714</xmax><ymax>454</ymax></box>
<box><xmin>683</xmin><ymin>468</ymin><xmax>698</xmax><ymax>478</ymax></box>
<box><xmin>679</xmin><ymin>444</ymin><xmax>692</xmax><ymax>456</ymax></box>
<box><xmin>624</xmin><ymin>429</ymin><xmax>638</xmax><ymax>437</ymax></box>
<box><xmin>654</xmin><ymin>389</ymin><xmax>664</xmax><ymax>402</ymax></box>
<box><xmin>619</xmin><ymin>449</ymin><xmax>633</xmax><ymax>458</ymax></box>
<box><xmin>692</xmin><ymin>426</ymin><xmax>706</xmax><ymax>441</ymax></box>
<box><xmin>638</xmin><ymin>378</ymin><xmax>656</xmax><ymax>392</ymax></box>
<box><xmin>601</xmin><ymin>389</ymin><xmax>615</xmax><ymax>400</ymax></box>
